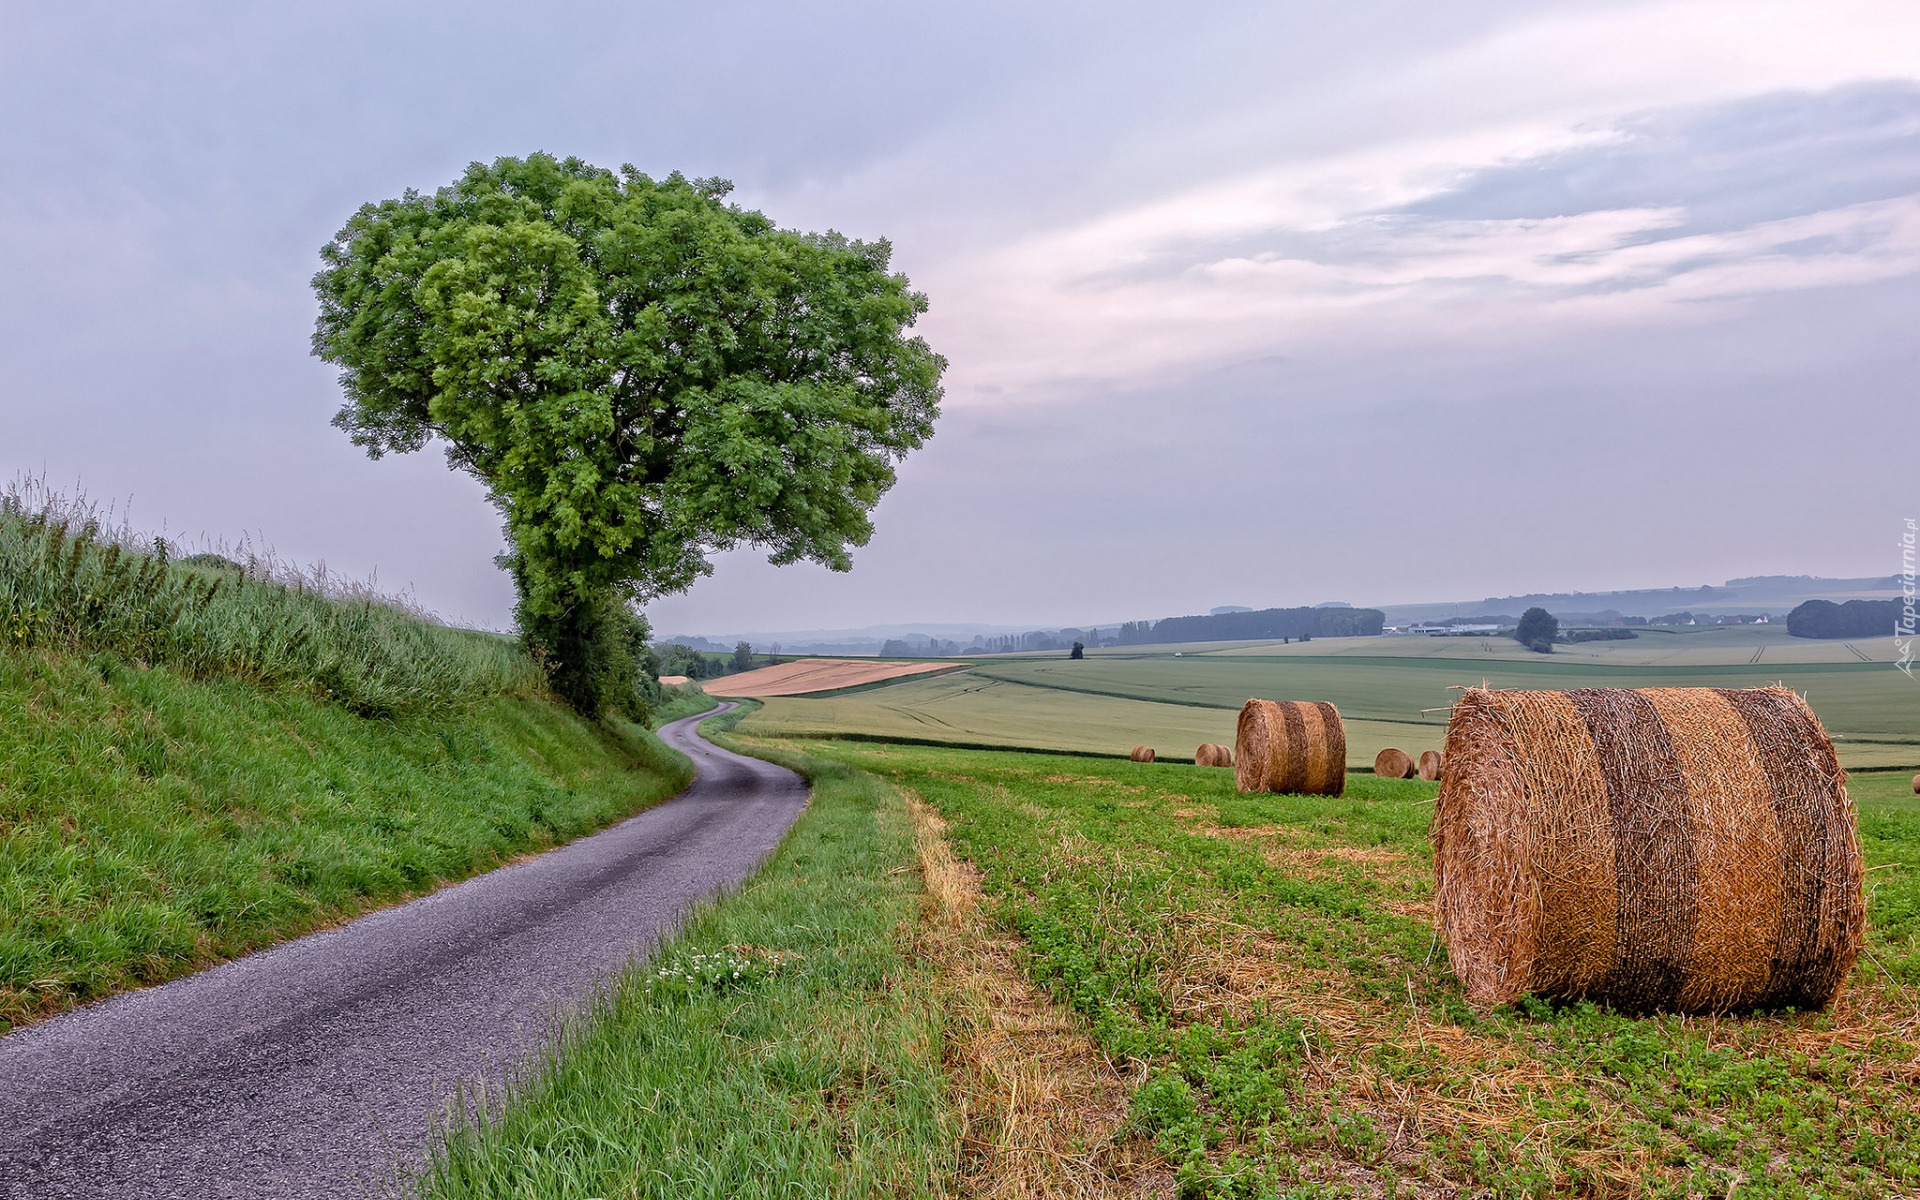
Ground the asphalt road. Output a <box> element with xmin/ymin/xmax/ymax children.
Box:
<box><xmin>0</xmin><ymin>702</ymin><xmax>807</xmax><ymax>1199</ymax></box>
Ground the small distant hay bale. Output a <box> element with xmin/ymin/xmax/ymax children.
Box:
<box><xmin>1912</xmin><ymin>773</ymin><xmax>1920</xmax><ymax>795</ymax></box>
<box><xmin>1234</xmin><ymin>700</ymin><xmax>1345</xmax><ymax>796</ymax></box>
<box><xmin>1433</xmin><ymin>685</ymin><xmax>1863</xmax><ymax>1014</ymax></box>
<box><xmin>1373</xmin><ymin>748</ymin><xmax>1416</xmax><ymax>779</ymax></box>
<box><xmin>1130</xmin><ymin>745</ymin><xmax>1156</xmax><ymax>763</ymax></box>
<box><xmin>1417</xmin><ymin>750</ymin><xmax>1442</xmax><ymax>781</ymax></box>
<box><xmin>1195</xmin><ymin>743</ymin><xmax>1233</xmax><ymax>767</ymax></box>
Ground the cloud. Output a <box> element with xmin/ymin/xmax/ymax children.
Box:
<box><xmin>927</xmin><ymin>84</ymin><xmax>1920</xmax><ymax>402</ymax></box>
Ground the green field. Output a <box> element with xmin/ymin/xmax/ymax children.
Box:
<box><xmin>811</xmin><ymin>741</ymin><xmax>1920</xmax><ymax>1198</ymax></box>
<box><xmin>739</xmin><ymin>629</ymin><xmax>1920</xmax><ymax>769</ymax></box>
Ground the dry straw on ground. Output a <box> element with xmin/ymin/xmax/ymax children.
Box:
<box><xmin>1373</xmin><ymin>748</ymin><xmax>1416</xmax><ymax>779</ymax></box>
<box><xmin>1417</xmin><ymin>750</ymin><xmax>1442</xmax><ymax>781</ymax></box>
<box><xmin>1194</xmin><ymin>743</ymin><xmax>1233</xmax><ymax>768</ymax></box>
<box><xmin>907</xmin><ymin>792</ymin><xmax>1160</xmax><ymax>1198</ymax></box>
<box><xmin>1234</xmin><ymin>700</ymin><xmax>1345</xmax><ymax>796</ymax></box>
<box><xmin>1129</xmin><ymin>746</ymin><xmax>1156</xmax><ymax>763</ymax></box>
<box><xmin>1433</xmin><ymin>685</ymin><xmax>1864</xmax><ymax>1014</ymax></box>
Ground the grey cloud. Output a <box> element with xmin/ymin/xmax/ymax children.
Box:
<box><xmin>1402</xmin><ymin>82</ymin><xmax>1920</xmax><ymax>237</ymax></box>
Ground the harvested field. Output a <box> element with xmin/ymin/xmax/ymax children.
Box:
<box><xmin>702</xmin><ymin>658</ymin><xmax>964</xmax><ymax>697</ymax></box>
<box><xmin>783</xmin><ymin>739</ymin><xmax>1920</xmax><ymax>1199</ymax></box>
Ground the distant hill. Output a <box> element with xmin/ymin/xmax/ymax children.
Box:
<box><xmin>1378</xmin><ymin>576</ymin><xmax>1898</xmax><ymax>625</ymax></box>
<box><xmin>662</xmin><ymin>574</ymin><xmax>1894</xmax><ymax>656</ymax></box>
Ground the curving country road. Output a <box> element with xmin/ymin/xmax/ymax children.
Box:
<box><xmin>0</xmin><ymin>702</ymin><xmax>805</xmax><ymax>1199</ymax></box>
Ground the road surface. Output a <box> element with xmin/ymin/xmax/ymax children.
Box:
<box><xmin>0</xmin><ymin>702</ymin><xmax>805</xmax><ymax>1198</ymax></box>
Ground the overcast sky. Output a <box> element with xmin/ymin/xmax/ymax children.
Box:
<box><xmin>5</xmin><ymin>1</ymin><xmax>1916</xmax><ymax>635</ymax></box>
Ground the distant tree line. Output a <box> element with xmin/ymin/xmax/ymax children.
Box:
<box><xmin>1563</xmin><ymin>628</ymin><xmax>1639</xmax><ymax>643</ymax></box>
<box><xmin>653</xmin><ymin>641</ymin><xmax>764</xmax><ymax>680</ymax></box>
<box><xmin>1787</xmin><ymin>599</ymin><xmax>1899</xmax><ymax>639</ymax></box>
<box><xmin>1118</xmin><ymin>606</ymin><xmax>1385</xmax><ymax>645</ymax></box>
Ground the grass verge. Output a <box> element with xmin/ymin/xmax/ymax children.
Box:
<box><xmin>648</xmin><ymin>682</ymin><xmax>720</xmax><ymax>728</ymax></box>
<box><xmin>798</xmin><ymin>740</ymin><xmax>1920</xmax><ymax>1199</ymax></box>
<box><xmin>413</xmin><ymin>726</ymin><xmax>960</xmax><ymax>1199</ymax></box>
<box><xmin>0</xmin><ymin>647</ymin><xmax>690</xmax><ymax>1032</ymax></box>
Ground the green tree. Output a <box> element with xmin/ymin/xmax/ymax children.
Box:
<box><xmin>311</xmin><ymin>154</ymin><xmax>944</xmax><ymax>714</ymax></box>
<box><xmin>1069</xmin><ymin>641</ymin><xmax>1084</xmax><ymax>659</ymax></box>
<box><xmin>656</xmin><ymin>643</ymin><xmax>709</xmax><ymax>680</ymax></box>
<box><xmin>1515</xmin><ymin>607</ymin><xmax>1559</xmax><ymax>653</ymax></box>
<box><xmin>732</xmin><ymin>641</ymin><xmax>754</xmax><ymax>673</ymax></box>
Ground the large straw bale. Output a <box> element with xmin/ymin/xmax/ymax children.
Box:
<box><xmin>1234</xmin><ymin>700</ymin><xmax>1345</xmax><ymax>796</ymax></box>
<box><xmin>1417</xmin><ymin>750</ymin><xmax>1442</xmax><ymax>781</ymax></box>
<box><xmin>1433</xmin><ymin>685</ymin><xmax>1863</xmax><ymax>1014</ymax></box>
<box><xmin>1129</xmin><ymin>745</ymin><xmax>1156</xmax><ymax>763</ymax></box>
<box><xmin>1373</xmin><ymin>748</ymin><xmax>1416</xmax><ymax>779</ymax></box>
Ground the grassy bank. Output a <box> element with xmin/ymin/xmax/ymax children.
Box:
<box><xmin>415</xmin><ymin>724</ymin><xmax>960</xmax><ymax>1199</ymax></box>
<box><xmin>0</xmin><ymin>647</ymin><xmax>691</xmax><ymax>1031</ymax></box>
<box><xmin>797</xmin><ymin>740</ymin><xmax>1920</xmax><ymax>1199</ymax></box>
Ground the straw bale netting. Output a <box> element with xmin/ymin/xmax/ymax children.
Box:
<box><xmin>1433</xmin><ymin>686</ymin><xmax>1863</xmax><ymax>1014</ymax></box>
<box><xmin>1195</xmin><ymin>743</ymin><xmax>1233</xmax><ymax>767</ymax></box>
<box><xmin>1234</xmin><ymin>700</ymin><xmax>1345</xmax><ymax>796</ymax></box>
<box><xmin>1417</xmin><ymin>750</ymin><xmax>1442</xmax><ymax>781</ymax></box>
<box><xmin>1129</xmin><ymin>745</ymin><xmax>1155</xmax><ymax>763</ymax></box>
<box><xmin>1373</xmin><ymin>748</ymin><xmax>1416</xmax><ymax>779</ymax></box>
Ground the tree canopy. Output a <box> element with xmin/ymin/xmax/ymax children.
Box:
<box><xmin>312</xmin><ymin>154</ymin><xmax>944</xmax><ymax>711</ymax></box>
<box><xmin>1515</xmin><ymin>607</ymin><xmax>1559</xmax><ymax>653</ymax></box>
<box><xmin>1787</xmin><ymin>598</ymin><xmax>1898</xmax><ymax>639</ymax></box>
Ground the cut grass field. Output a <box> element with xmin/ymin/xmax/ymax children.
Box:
<box><xmin>740</xmin><ymin>635</ymin><xmax>1920</xmax><ymax>768</ymax></box>
<box><xmin>0</xmin><ymin>648</ymin><xmax>691</xmax><ymax>1032</ymax></box>
<box><xmin>799</xmin><ymin>740</ymin><xmax>1920</xmax><ymax>1199</ymax></box>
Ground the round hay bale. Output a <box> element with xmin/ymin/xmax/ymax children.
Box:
<box><xmin>1374</xmin><ymin>748</ymin><xmax>1416</xmax><ymax>779</ymax></box>
<box><xmin>1234</xmin><ymin>700</ymin><xmax>1345</xmax><ymax>796</ymax></box>
<box><xmin>1433</xmin><ymin>685</ymin><xmax>1863</xmax><ymax>1014</ymax></box>
<box><xmin>1912</xmin><ymin>773</ymin><xmax>1919</xmax><ymax>795</ymax></box>
<box><xmin>1193</xmin><ymin>743</ymin><xmax>1234</xmax><ymax>767</ymax></box>
<box><xmin>1417</xmin><ymin>750</ymin><xmax>1442</xmax><ymax>781</ymax></box>
<box><xmin>1130</xmin><ymin>745</ymin><xmax>1156</xmax><ymax>763</ymax></box>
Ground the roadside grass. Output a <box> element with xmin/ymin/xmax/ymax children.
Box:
<box><xmin>797</xmin><ymin>739</ymin><xmax>1920</xmax><ymax>1199</ymax></box>
<box><xmin>648</xmin><ymin>682</ymin><xmax>719</xmax><ymax>728</ymax></box>
<box><xmin>0</xmin><ymin>647</ymin><xmax>691</xmax><ymax>1032</ymax></box>
<box><xmin>414</xmin><ymin>725</ymin><xmax>962</xmax><ymax>1200</ymax></box>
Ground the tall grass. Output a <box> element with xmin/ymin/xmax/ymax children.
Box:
<box><xmin>0</xmin><ymin>480</ymin><xmax>539</xmax><ymax>715</ymax></box>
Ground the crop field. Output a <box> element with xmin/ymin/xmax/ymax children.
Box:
<box><xmin>738</xmin><ymin>634</ymin><xmax>1920</xmax><ymax>769</ymax></box>
<box><xmin>1195</xmin><ymin>625</ymin><xmax>1902</xmax><ymax>667</ymax></box>
<box><xmin>702</xmin><ymin>657</ymin><xmax>962</xmax><ymax>697</ymax></box>
<box><xmin>780</xmin><ymin>738</ymin><xmax>1920</xmax><ymax>1198</ymax></box>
